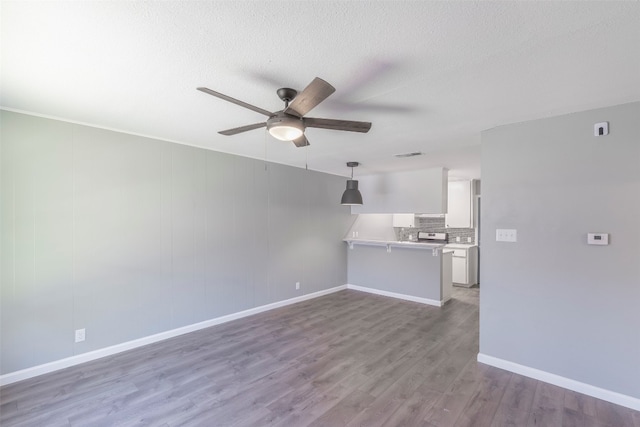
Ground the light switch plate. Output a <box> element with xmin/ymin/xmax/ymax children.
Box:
<box><xmin>496</xmin><ymin>229</ymin><xmax>517</xmax><ymax>242</ymax></box>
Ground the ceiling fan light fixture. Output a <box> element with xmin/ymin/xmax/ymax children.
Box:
<box><xmin>267</xmin><ymin>115</ymin><xmax>304</xmax><ymax>141</ymax></box>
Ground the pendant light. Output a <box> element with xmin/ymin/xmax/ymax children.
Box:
<box><xmin>341</xmin><ymin>162</ymin><xmax>363</xmax><ymax>205</ymax></box>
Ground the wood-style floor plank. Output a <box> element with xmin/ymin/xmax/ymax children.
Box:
<box><xmin>527</xmin><ymin>382</ymin><xmax>565</xmax><ymax>426</ymax></box>
<box><xmin>379</xmin><ymin>387</ymin><xmax>439</xmax><ymax>427</ymax></box>
<box><xmin>421</xmin><ymin>359</ymin><xmax>486</xmax><ymax>426</ymax></box>
<box><xmin>594</xmin><ymin>398</ymin><xmax>637</xmax><ymax>426</ymax></box>
<box><xmin>1</xmin><ymin>287</ymin><xmax>638</xmax><ymax>426</ymax></box>
<box><xmin>564</xmin><ymin>388</ymin><xmax>598</xmax><ymax>418</ymax></box>
<box><xmin>491</xmin><ymin>373</ymin><xmax>537</xmax><ymax>426</ymax></box>
<box><xmin>454</xmin><ymin>364</ymin><xmax>511</xmax><ymax>427</ymax></box>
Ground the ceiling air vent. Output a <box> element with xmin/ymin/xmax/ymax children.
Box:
<box><xmin>394</xmin><ymin>152</ymin><xmax>424</xmax><ymax>158</ymax></box>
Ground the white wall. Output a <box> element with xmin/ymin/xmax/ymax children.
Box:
<box><xmin>0</xmin><ymin>110</ymin><xmax>352</xmax><ymax>375</ymax></box>
<box><xmin>480</xmin><ymin>102</ymin><xmax>640</xmax><ymax>402</ymax></box>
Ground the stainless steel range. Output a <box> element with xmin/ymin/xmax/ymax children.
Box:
<box><xmin>417</xmin><ymin>232</ymin><xmax>447</xmax><ymax>244</ymax></box>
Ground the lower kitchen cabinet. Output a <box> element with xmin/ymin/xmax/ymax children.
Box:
<box><xmin>447</xmin><ymin>245</ymin><xmax>478</xmax><ymax>287</ymax></box>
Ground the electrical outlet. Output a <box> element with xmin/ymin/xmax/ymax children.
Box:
<box><xmin>295</xmin><ymin>282</ymin><xmax>300</xmax><ymax>290</ymax></box>
<box><xmin>496</xmin><ymin>229</ymin><xmax>517</xmax><ymax>242</ymax></box>
<box><xmin>467</xmin><ymin>237</ymin><xmax>472</xmax><ymax>243</ymax></box>
<box><xmin>456</xmin><ymin>236</ymin><xmax>461</xmax><ymax>242</ymax></box>
<box><xmin>75</xmin><ymin>328</ymin><xmax>85</xmax><ymax>343</ymax></box>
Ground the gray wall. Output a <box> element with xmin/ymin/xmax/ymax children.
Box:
<box><xmin>0</xmin><ymin>110</ymin><xmax>352</xmax><ymax>375</ymax></box>
<box><xmin>480</xmin><ymin>102</ymin><xmax>640</xmax><ymax>398</ymax></box>
<box><xmin>348</xmin><ymin>245</ymin><xmax>444</xmax><ymax>301</ymax></box>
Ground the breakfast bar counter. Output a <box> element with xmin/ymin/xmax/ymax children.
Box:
<box><xmin>344</xmin><ymin>239</ymin><xmax>452</xmax><ymax>306</ymax></box>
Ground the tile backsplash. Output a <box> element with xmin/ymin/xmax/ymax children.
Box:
<box><xmin>395</xmin><ymin>216</ymin><xmax>476</xmax><ymax>244</ymax></box>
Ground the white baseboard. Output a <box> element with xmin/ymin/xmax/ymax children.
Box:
<box><xmin>477</xmin><ymin>353</ymin><xmax>640</xmax><ymax>412</ymax></box>
<box><xmin>0</xmin><ymin>285</ymin><xmax>348</xmax><ymax>387</ymax></box>
<box><xmin>346</xmin><ymin>284</ymin><xmax>443</xmax><ymax>307</ymax></box>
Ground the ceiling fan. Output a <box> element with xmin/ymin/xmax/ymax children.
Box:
<box><xmin>197</xmin><ymin>77</ymin><xmax>372</xmax><ymax>147</ymax></box>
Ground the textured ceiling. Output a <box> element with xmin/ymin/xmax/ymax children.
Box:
<box><xmin>2</xmin><ymin>1</ymin><xmax>639</xmax><ymax>178</ymax></box>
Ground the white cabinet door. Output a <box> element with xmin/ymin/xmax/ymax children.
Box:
<box><xmin>452</xmin><ymin>256</ymin><xmax>467</xmax><ymax>284</ymax></box>
<box><xmin>392</xmin><ymin>214</ymin><xmax>415</xmax><ymax>228</ymax></box>
<box><xmin>446</xmin><ymin>181</ymin><xmax>473</xmax><ymax>228</ymax></box>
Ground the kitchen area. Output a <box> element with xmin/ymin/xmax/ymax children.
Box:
<box><xmin>343</xmin><ymin>167</ymin><xmax>479</xmax><ymax>306</ymax></box>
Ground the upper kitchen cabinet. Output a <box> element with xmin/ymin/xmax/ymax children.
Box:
<box><xmin>392</xmin><ymin>213</ymin><xmax>415</xmax><ymax>228</ymax></box>
<box><xmin>446</xmin><ymin>180</ymin><xmax>474</xmax><ymax>228</ymax></box>
<box><xmin>352</xmin><ymin>168</ymin><xmax>448</xmax><ymax>214</ymax></box>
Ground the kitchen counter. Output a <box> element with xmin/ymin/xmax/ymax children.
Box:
<box><xmin>345</xmin><ymin>239</ymin><xmax>452</xmax><ymax>306</ymax></box>
<box><xmin>343</xmin><ymin>238</ymin><xmax>446</xmax><ymax>252</ymax></box>
<box><xmin>444</xmin><ymin>243</ymin><xmax>478</xmax><ymax>249</ymax></box>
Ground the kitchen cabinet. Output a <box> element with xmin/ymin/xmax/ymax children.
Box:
<box><xmin>447</xmin><ymin>245</ymin><xmax>478</xmax><ymax>287</ymax></box>
<box><xmin>392</xmin><ymin>214</ymin><xmax>415</xmax><ymax>228</ymax></box>
<box><xmin>446</xmin><ymin>180</ymin><xmax>473</xmax><ymax>228</ymax></box>
<box><xmin>452</xmin><ymin>255</ymin><xmax>466</xmax><ymax>284</ymax></box>
<box><xmin>352</xmin><ymin>167</ymin><xmax>448</xmax><ymax>214</ymax></box>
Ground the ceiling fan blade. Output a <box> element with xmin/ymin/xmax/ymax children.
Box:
<box><xmin>284</xmin><ymin>77</ymin><xmax>335</xmax><ymax>117</ymax></box>
<box><xmin>292</xmin><ymin>134</ymin><xmax>310</xmax><ymax>148</ymax></box>
<box><xmin>304</xmin><ymin>117</ymin><xmax>372</xmax><ymax>133</ymax></box>
<box><xmin>218</xmin><ymin>122</ymin><xmax>266</xmax><ymax>136</ymax></box>
<box><xmin>197</xmin><ymin>87</ymin><xmax>273</xmax><ymax>117</ymax></box>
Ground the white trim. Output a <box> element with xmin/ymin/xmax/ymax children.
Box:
<box><xmin>346</xmin><ymin>284</ymin><xmax>443</xmax><ymax>307</ymax></box>
<box><xmin>477</xmin><ymin>353</ymin><xmax>640</xmax><ymax>412</ymax></box>
<box><xmin>0</xmin><ymin>285</ymin><xmax>347</xmax><ymax>386</ymax></box>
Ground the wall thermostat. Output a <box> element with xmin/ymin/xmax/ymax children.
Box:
<box><xmin>587</xmin><ymin>233</ymin><xmax>609</xmax><ymax>245</ymax></box>
<box><xmin>594</xmin><ymin>122</ymin><xmax>609</xmax><ymax>136</ymax></box>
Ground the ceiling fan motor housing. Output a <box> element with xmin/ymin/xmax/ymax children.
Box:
<box><xmin>276</xmin><ymin>88</ymin><xmax>298</xmax><ymax>103</ymax></box>
<box><xmin>267</xmin><ymin>113</ymin><xmax>304</xmax><ymax>141</ymax></box>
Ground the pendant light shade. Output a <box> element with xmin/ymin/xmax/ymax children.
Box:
<box><xmin>341</xmin><ymin>179</ymin><xmax>363</xmax><ymax>205</ymax></box>
<box><xmin>341</xmin><ymin>162</ymin><xmax>363</xmax><ymax>206</ymax></box>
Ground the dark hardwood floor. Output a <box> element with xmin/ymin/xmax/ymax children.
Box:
<box><xmin>1</xmin><ymin>287</ymin><xmax>638</xmax><ymax>426</ymax></box>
